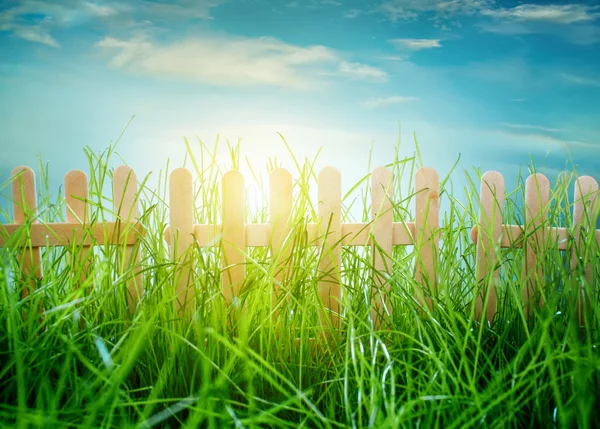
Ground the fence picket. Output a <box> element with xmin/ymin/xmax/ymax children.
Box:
<box><xmin>11</xmin><ymin>166</ymin><xmax>42</xmax><ymax>308</ymax></box>
<box><xmin>318</xmin><ymin>167</ymin><xmax>342</xmax><ymax>335</ymax></box>
<box><xmin>222</xmin><ymin>170</ymin><xmax>245</xmax><ymax>305</ymax></box>
<box><xmin>169</xmin><ymin>168</ymin><xmax>196</xmax><ymax>317</ymax></box>
<box><xmin>414</xmin><ymin>167</ymin><xmax>440</xmax><ymax>311</ymax></box>
<box><xmin>522</xmin><ymin>173</ymin><xmax>550</xmax><ymax>316</ymax></box>
<box><xmin>113</xmin><ymin>166</ymin><xmax>142</xmax><ymax>315</ymax></box>
<box><xmin>474</xmin><ymin>171</ymin><xmax>505</xmax><ymax>323</ymax></box>
<box><xmin>64</xmin><ymin>170</ymin><xmax>91</xmax><ymax>287</ymax></box>
<box><xmin>371</xmin><ymin>167</ymin><xmax>393</xmax><ymax>328</ymax></box>
<box><xmin>270</xmin><ymin>168</ymin><xmax>293</xmax><ymax>311</ymax></box>
<box><xmin>570</xmin><ymin>176</ymin><xmax>599</xmax><ymax>328</ymax></box>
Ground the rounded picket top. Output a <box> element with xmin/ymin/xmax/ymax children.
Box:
<box><xmin>64</xmin><ymin>170</ymin><xmax>89</xmax><ymax>223</ymax></box>
<box><xmin>223</xmin><ymin>169</ymin><xmax>244</xmax><ymax>189</ymax></box>
<box><xmin>11</xmin><ymin>165</ymin><xmax>34</xmax><ymax>179</ymax></box>
<box><xmin>170</xmin><ymin>167</ymin><xmax>192</xmax><ymax>183</ymax></box>
<box><xmin>481</xmin><ymin>170</ymin><xmax>504</xmax><ymax>184</ymax></box>
<box><xmin>318</xmin><ymin>166</ymin><xmax>341</xmax><ymax>183</ymax></box>
<box><xmin>575</xmin><ymin>176</ymin><xmax>599</xmax><ymax>195</ymax></box>
<box><xmin>113</xmin><ymin>166</ymin><xmax>139</xmax><ymax>220</ymax></box>
<box><xmin>270</xmin><ymin>167</ymin><xmax>292</xmax><ymax>183</ymax></box>
<box><xmin>415</xmin><ymin>167</ymin><xmax>439</xmax><ymax>199</ymax></box>
<box><xmin>114</xmin><ymin>165</ymin><xmax>137</xmax><ymax>182</ymax></box>
<box><xmin>525</xmin><ymin>172</ymin><xmax>549</xmax><ymax>189</ymax></box>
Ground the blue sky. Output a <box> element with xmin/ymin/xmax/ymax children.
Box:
<box><xmin>1</xmin><ymin>0</ymin><xmax>599</xmax><ymax>217</ymax></box>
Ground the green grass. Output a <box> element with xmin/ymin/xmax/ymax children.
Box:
<box><xmin>0</xmin><ymin>133</ymin><xmax>599</xmax><ymax>428</ymax></box>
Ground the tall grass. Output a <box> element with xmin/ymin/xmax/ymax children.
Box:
<box><xmin>0</xmin><ymin>134</ymin><xmax>599</xmax><ymax>429</ymax></box>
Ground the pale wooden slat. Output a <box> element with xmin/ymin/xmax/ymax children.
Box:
<box><xmin>64</xmin><ymin>170</ymin><xmax>92</xmax><ymax>290</ymax></box>
<box><xmin>165</xmin><ymin>222</ymin><xmax>419</xmax><ymax>247</ymax></box>
<box><xmin>318</xmin><ymin>167</ymin><xmax>342</xmax><ymax>333</ymax></box>
<box><xmin>522</xmin><ymin>173</ymin><xmax>550</xmax><ymax>316</ymax></box>
<box><xmin>570</xmin><ymin>176</ymin><xmax>599</xmax><ymax>328</ymax></box>
<box><xmin>370</xmin><ymin>166</ymin><xmax>393</xmax><ymax>329</ymax></box>
<box><xmin>414</xmin><ymin>167</ymin><xmax>440</xmax><ymax>311</ymax></box>
<box><xmin>0</xmin><ymin>222</ymin><xmax>143</xmax><ymax>247</ymax></box>
<box><xmin>169</xmin><ymin>168</ymin><xmax>196</xmax><ymax>317</ymax></box>
<box><xmin>270</xmin><ymin>168</ymin><xmax>293</xmax><ymax>309</ymax></box>
<box><xmin>474</xmin><ymin>171</ymin><xmax>505</xmax><ymax>323</ymax></box>
<box><xmin>221</xmin><ymin>170</ymin><xmax>245</xmax><ymax>304</ymax></box>
<box><xmin>11</xmin><ymin>166</ymin><xmax>42</xmax><ymax>304</ymax></box>
<box><xmin>471</xmin><ymin>225</ymin><xmax>571</xmax><ymax>250</ymax></box>
<box><xmin>113</xmin><ymin>166</ymin><xmax>142</xmax><ymax>315</ymax></box>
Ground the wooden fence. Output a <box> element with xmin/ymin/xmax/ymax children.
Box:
<box><xmin>1</xmin><ymin>165</ymin><xmax>599</xmax><ymax>331</ymax></box>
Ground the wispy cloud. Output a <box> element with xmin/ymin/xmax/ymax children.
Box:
<box><xmin>0</xmin><ymin>0</ymin><xmax>225</xmax><ymax>46</ymax></box>
<box><xmin>365</xmin><ymin>96</ymin><xmax>419</xmax><ymax>108</ymax></box>
<box><xmin>0</xmin><ymin>0</ymin><xmax>120</xmax><ymax>46</ymax></box>
<box><xmin>96</xmin><ymin>34</ymin><xmax>339</xmax><ymax>90</ymax></box>
<box><xmin>481</xmin><ymin>4</ymin><xmax>599</xmax><ymax>24</ymax></box>
<box><xmin>337</xmin><ymin>61</ymin><xmax>388</xmax><ymax>82</ymax></box>
<box><xmin>501</xmin><ymin>122</ymin><xmax>562</xmax><ymax>133</ymax></box>
<box><xmin>389</xmin><ymin>38</ymin><xmax>442</xmax><ymax>50</ymax></box>
<box><xmin>559</xmin><ymin>72</ymin><xmax>600</xmax><ymax>87</ymax></box>
<box><xmin>379</xmin><ymin>0</ymin><xmax>493</xmax><ymax>22</ymax></box>
<box><xmin>343</xmin><ymin>9</ymin><xmax>362</xmax><ymax>19</ymax></box>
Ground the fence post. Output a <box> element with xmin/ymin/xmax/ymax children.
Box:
<box><xmin>221</xmin><ymin>171</ymin><xmax>245</xmax><ymax>307</ymax></box>
<box><xmin>522</xmin><ymin>173</ymin><xmax>550</xmax><ymax>317</ymax></box>
<box><xmin>371</xmin><ymin>167</ymin><xmax>393</xmax><ymax>329</ymax></box>
<box><xmin>318</xmin><ymin>167</ymin><xmax>342</xmax><ymax>336</ymax></box>
<box><xmin>64</xmin><ymin>170</ymin><xmax>92</xmax><ymax>286</ymax></box>
<box><xmin>11</xmin><ymin>166</ymin><xmax>43</xmax><ymax>312</ymax></box>
<box><xmin>474</xmin><ymin>171</ymin><xmax>505</xmax><ymax>324</ymax></box>
<box><xmin>169</xmin><ymin>168</ymin><xmax>196</xmax><ymax>318</ymax></box>
<box><xmin>113</xmin><ymin>166</ymin><xmax>142</xmax><ymax>316</ymax></box>
<box><xmin>414</xmin><ymin>167</ymin><xmax>439</xmax><ymax>311</ymax></box>
<box><xmin>270</xmin><ymin>168</ymin><xmax>293</xmax><ymax>313</ymax></box>
<box><xmin>570</xmin><ymin>176</ymin><xmax>599</xmax><ymax>329</ymax></box>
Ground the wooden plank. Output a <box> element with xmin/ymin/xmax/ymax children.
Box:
<box><xmin>522</xmin><ymin>173</ymin><xmax>550</xmax><ymax>316</ymax></box>
<box><xmin>169</xmin><ymin>168</ymin><xmax>196</xmax><ymax>317</ymax></box>
<box><xmin>221</xmin><ymin>170</ymin><xmax>245</xmax><ymax>304</ymax></box>
<box><xmin>474</xmin><ymin>171</ymin><xmax>505</xmax><ymax>324</ymax></box>
<box><xmin>270</xmin><ymin>168</ymin><xmax>293</xmax><ymax>310</ymax></box>
<box><xmin>64</xmin><ymin>170</ymin><xmax>92</xmax><ymax>290</ymax></box>
<box><xmin>113</xmin><ymin>166</ymin><xmax>142</xmax><ymax>315</ymax></box>
<box><xmin>570</xmin><ymin>176</ymin><xmax>599</xmax><ymax>328</ymax></box>
<box><xmin>414</xmin><ymin>167</ymin><xmax>440</xmax><ymax>311</ymax></box>
<box><xmin>165</xmin><ymin>222</ymin><xmax>419</xmax><ymax>247</ymax></box>
<box><xmin>0</xmin><ymin>222</ymin><xmax>143</xmax><ymax>247</ymax></box>
<box><xmin>370</xmin><ymin>166</ymin><xmax>393</xmax><ymax>329</ymax></box>
<box><xmin>11</xmin><ymin>166</ymin><xmax>42</xmax><ymax>307</ymax></box>
<box><xmin>471</xmin><ymin>225</ymin><xmax>571</xmax><ymax>250</ymax></box>
<box><xmin>318</xmin><ymin>167</ymin><xmax>342</xmax><ymax>334</ymax></box>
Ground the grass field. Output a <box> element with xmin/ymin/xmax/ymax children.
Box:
<box><xmin>1</xmin><ymin>136</ymin><xmax>599</xmax><ymax>428</ymax></box>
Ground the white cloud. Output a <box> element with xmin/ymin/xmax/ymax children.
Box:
<box><xmin>389</xmin><ymin>38</ymin><xmax>442</xmax><ymax>50</ymax></box>
<box><xmin>365</xmin><ymin>96</ymin><xmax>419</xmax><ymax>108</ymax></box>
<box><xmin>379</xmin><ymin>0</ymin><xmax>493</xmax><ymax>21</ymax></box>
<box><xmin>96</xmin><ymin>34</ymin><xmax>339</xmax><ymax>89</ymax></box>
<box><xmin>481</xmin><ymin>4</ymin><xmax>599</xmax><ymax>24</ymax></box>
<box><xmin>501</xmin><ymin>122</ymin><xmax>562</xmax><ymax>133</ymax></box>
<box><xmin>337</xmin><ymin>61</ymin><xmax>389</xmax><ymax>82</ymax></box>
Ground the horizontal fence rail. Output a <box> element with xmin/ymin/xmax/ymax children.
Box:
<box><xmin>2</xmin><ymin>165</ymin><xmax>599</xmax><ymax>334</ymax></box>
